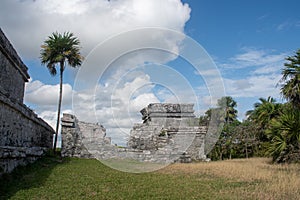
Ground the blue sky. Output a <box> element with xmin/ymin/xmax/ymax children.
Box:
<box><xmin>1</xmin><ymin>0</ymin><xmax>299</xmax><ymax>145</ymax></box>
<box><xmin>182</xmin><ymin>0</ymin><xmax>300</xmax><ymax>117</ymax></box>
<box><xmin>184</xmin><ymin>0</ymin><xmax>300</xmax><ymax>53</ymax></box>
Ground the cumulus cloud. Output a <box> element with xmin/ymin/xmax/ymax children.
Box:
<box><xmin>25</xmin><ymin>79</ymin><xmax>73</xmax><ymax>106</ymax></box>
<box><xmin>24</xmin><ymin>71</ymin><xmax>159</xmax><ymax>146</ymax></box>
<box><xmin>70</xmin><ymin>73</ymin><xmax>159</xmax><ymax>145</ymax></box>
<box><xmin>0</xmin><ymin>0</ymin><xmax>190</xmax><ymax>59</ymax></box>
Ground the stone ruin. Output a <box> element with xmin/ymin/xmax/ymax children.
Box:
<box><xmin>0</xmin><ymin>28</ymin><xmax>54</xmax><ymax>175</ymax></box>
<box><xmin>61</xmin><ymin>103</ymin><xmax>207</xmax><ymax>163</ymax></box>
<box><xmin>128</xmin><ymin>103</ymin><xmax>207</xmax><ymax>162</ymax></box>
<box><xmin>61</xmin><ymin>114</ymin><xmax>110</xmax><ymax>158</ymax></box>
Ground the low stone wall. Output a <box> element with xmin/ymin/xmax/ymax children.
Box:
<box><xmin>0</xmin><ymin>92</ymin><xmax>54</xmax><ymax>175</ymax></box>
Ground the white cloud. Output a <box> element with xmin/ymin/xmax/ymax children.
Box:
<box><xmin>252</xmin><ymin>64</ymin><xmax>281</xmax><ymax>75</ymax></box>
<box><xmin>219</xmin><ymin>48</ymin><xmax>287</xmax><ymax>99</ymax></box>
<box><xmin>38</xmin><ymin>109</ymin><xmax>73</xmax><ymax>130</ymax></box>
<box><xmin>0</xmin><ymin>0</ymin><xmax>190</xmax><ymax>59</ymax></box>
<box><xmin>70</xmin><ymin>73</ymin><xmax>160</xmax><ymax>145</ymax></box>
<box><xmin>224</xmin><ymin>74</ymin><xmax>281</xmax><ymax>98</ymax></box>
<box><xmin>221</xmin><ymin>48</ymin><xmax>287</xmax><ymax>69</ymax></box>
<box><xmin>277</xmin><ymin>19</ymin><xmax>300</xmax><ymax>31</ymax></box>
<box><xmin>25</xmin><ymin>80</ymin><xmax>73</xmax><ymax>106</ymax></box>
<box><xmin>129</xmin><ymin>93</ymin><xmax>159</xmax><ymax>111</ymax></box>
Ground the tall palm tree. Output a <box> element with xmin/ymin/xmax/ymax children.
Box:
<box><xmin>279</xmin><ymin>49</ymin><xmax>300</xmax><ymax>108</ymax></box>
<box><xmin>40</xmin><ymin>32</ymin><xmax>83</xmax><ymax>152</ymax></box>
<box><xmin>217</xmin><ymin>96</ymin><xmax>238</xmax><ymax>123</ymax></box>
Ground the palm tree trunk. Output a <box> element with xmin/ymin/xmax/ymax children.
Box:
<box><xmin>53</xmin><ymin>62</ymin><xmax>64</xmax><ymax>153</ymax></box>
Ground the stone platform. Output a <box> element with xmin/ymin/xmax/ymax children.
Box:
<box><xmin>128</xmin><ymin>103</ymin><xmax>207</xmax><ymax>161</ymax></box>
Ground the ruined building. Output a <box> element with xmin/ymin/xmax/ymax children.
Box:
<box><xmin>61</xmin><ymin>103</ymin><xmax>207</xmax><ymax>163</ymax></box>
<box><xmin>0</xmin><ymin>29</ymin><xmax>54</xmax><ymax>175</ymax></box>
<box><xmin>128</xmin><ymin>103</ymin><xmax>207</xmax><ymax>162</ymax></box>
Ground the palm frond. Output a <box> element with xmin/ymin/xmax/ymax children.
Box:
<box><xmin>46</xmin><ymin>63</ymin><xmax>57</xmax><ymax>76</ymax></box>
<box><xmin>40</xmin><ymin>31</ymin><xmax>83</xmax><ymax>75</ymax></box>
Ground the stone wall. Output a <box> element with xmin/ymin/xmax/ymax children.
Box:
<box><xmin>0</xmin><ymin>28</ymin><xmax>54</xmax><ymax>175</ymax></box>
<box><xmin>0</xmin><ymin>29</ymin><xmax>29</xmax><ymax>103</ymax></box>
<box><xmin>61</xmin><ymin>104</ymin><xmax>207</xmax><ymax>164</ymax></box>
<box><xmin>61</xmin><ymin>113</ymin><xmax>110</xmax><ymax>158</ymax></box>
<box><xmin>129</xmin><ymin>103</ymin><xmax>207</xmax><ymax>162</ymax></box>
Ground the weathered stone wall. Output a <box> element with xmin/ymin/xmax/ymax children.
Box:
<box><xmin>141</xmin><ymin>103</ymin><xmax>195</xmax><ymax>124</ymax></box>
<box><xmin>128</xmin><ymin>103</ymin><xmax>207</xmax><ymax>162</ymax></box>
<box><xmin>0</xmin><ymin>29</ymin><xmax>29</xmax><ymax>103</ymax></box>
<box><xmin>0</xmin><ymin>28</ymin><xmax>54</xmax><ymax>175</ymax></box>
<box><xmin>186</xmin><ymin>127</ymin><xmax>207</xmax><ymax>160</ymax></box>
<box><xmin>61</xmin><ymin>104</ymin><xmax>207</xmax><ymax>164</ymax></box>
<box><xmin>0</xmin><ymin>96</ymin><xmax>53</xmax><ymax>148</ymax></box>
<box><xmin>61</xmin><ymin>113</ymin><xmax>110</xmax><ymax>158</ymax></box>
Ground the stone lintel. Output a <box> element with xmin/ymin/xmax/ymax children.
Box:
<box><xmin>61</xmin><ymin>113</ymin><xmax>77</xmax><ymax>127</ymax></box>
<box><xmin>61</xmin><ymin>121</ymin><xmax>75</xmax><ymax>127</ymax></box>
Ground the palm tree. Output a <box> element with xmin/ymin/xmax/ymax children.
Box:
<box><xmin>246</xmin><ymin>96</ymin><xmax>282</xmax><ymax>146</ymax></box>
<box><xmin>279</xmin><ymin>49</ymin><xmax>300</xmax><ymax>108</ymax></box>
<box><xmin>40</xmin><ymin>32</ymin><xmax>83</xmax><ymax>152</ymax></box>
<box><xmin>266</xmin><ymin>106</ymin><xmax>300</xmax><ymax>162</ymax></box>
<box><xmin>247</xmin><ymin>97</ymin><xmax>281</xmax><ymax>129</ymax></box>
<box><xmin>207</xmin><ymin>97</ymin><xmax>238</xmax><ymax>160</ymax></box>
<box><xmin>217</xmin><ymin>96</ymin><xmax>238</xmax><ymax>123</ymax></box>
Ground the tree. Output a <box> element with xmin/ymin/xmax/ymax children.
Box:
<box><xmin>245</xmin><ymin>97</ymin><xmax>282</xmax><ymax>155</ymax></box>
<box><xmin>246</xmin><ymin>97</ymin><xmax>282</xmax><ymax>141</ymax></box>
<box><xmin>279</xmin><ymin>49</ymin><xmax>300</xmax><ymax>108</ymax></box>
<box><xmin>266</xmin><ymin>105</ymin><xmax>300</xmax><ymax>163</ymax></box>
<box><xmin>207</xmin><ymin>96</ymin><xmax>239</xmax><ymax>160</ymax></box>
<box><xmin>40</xmin><ymin>32</ymin><xmax>83</xmax><ymax>152</ymax></box>
<box><xmin>217</xmin><ymin>96</ymin><xmax>238</xmax><ymax>124</ymax></box>
<box><xmin>232</xmin><ymin>120</ymin><xmax>260</xmax><ymax>158</ymax></box>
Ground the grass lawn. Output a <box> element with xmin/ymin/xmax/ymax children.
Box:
<box><xmin>0</xmin><ymin>156</ymin><xmax>299</xmax><ymax>199</ymax></box>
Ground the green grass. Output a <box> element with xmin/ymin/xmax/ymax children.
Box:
<box><xmin>0</xmin><ymin>156</ymin><xmax>299</xmax><ymax>199</ymax></box>
<box><xmin>100</xmin><ymin>158</ymin><xmax>167</xmax><ymax>173</ymax></box>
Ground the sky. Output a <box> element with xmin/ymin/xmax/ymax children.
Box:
<box><xmin>1</xmin><ymin>0</ymin><xmax>300</xmax><ymax>146</ymax></box>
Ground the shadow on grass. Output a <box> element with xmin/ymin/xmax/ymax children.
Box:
<box><xmin>0</xmin><ymin>153</ymin><xmax>69</xmax><ymax>200</ymax></box>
